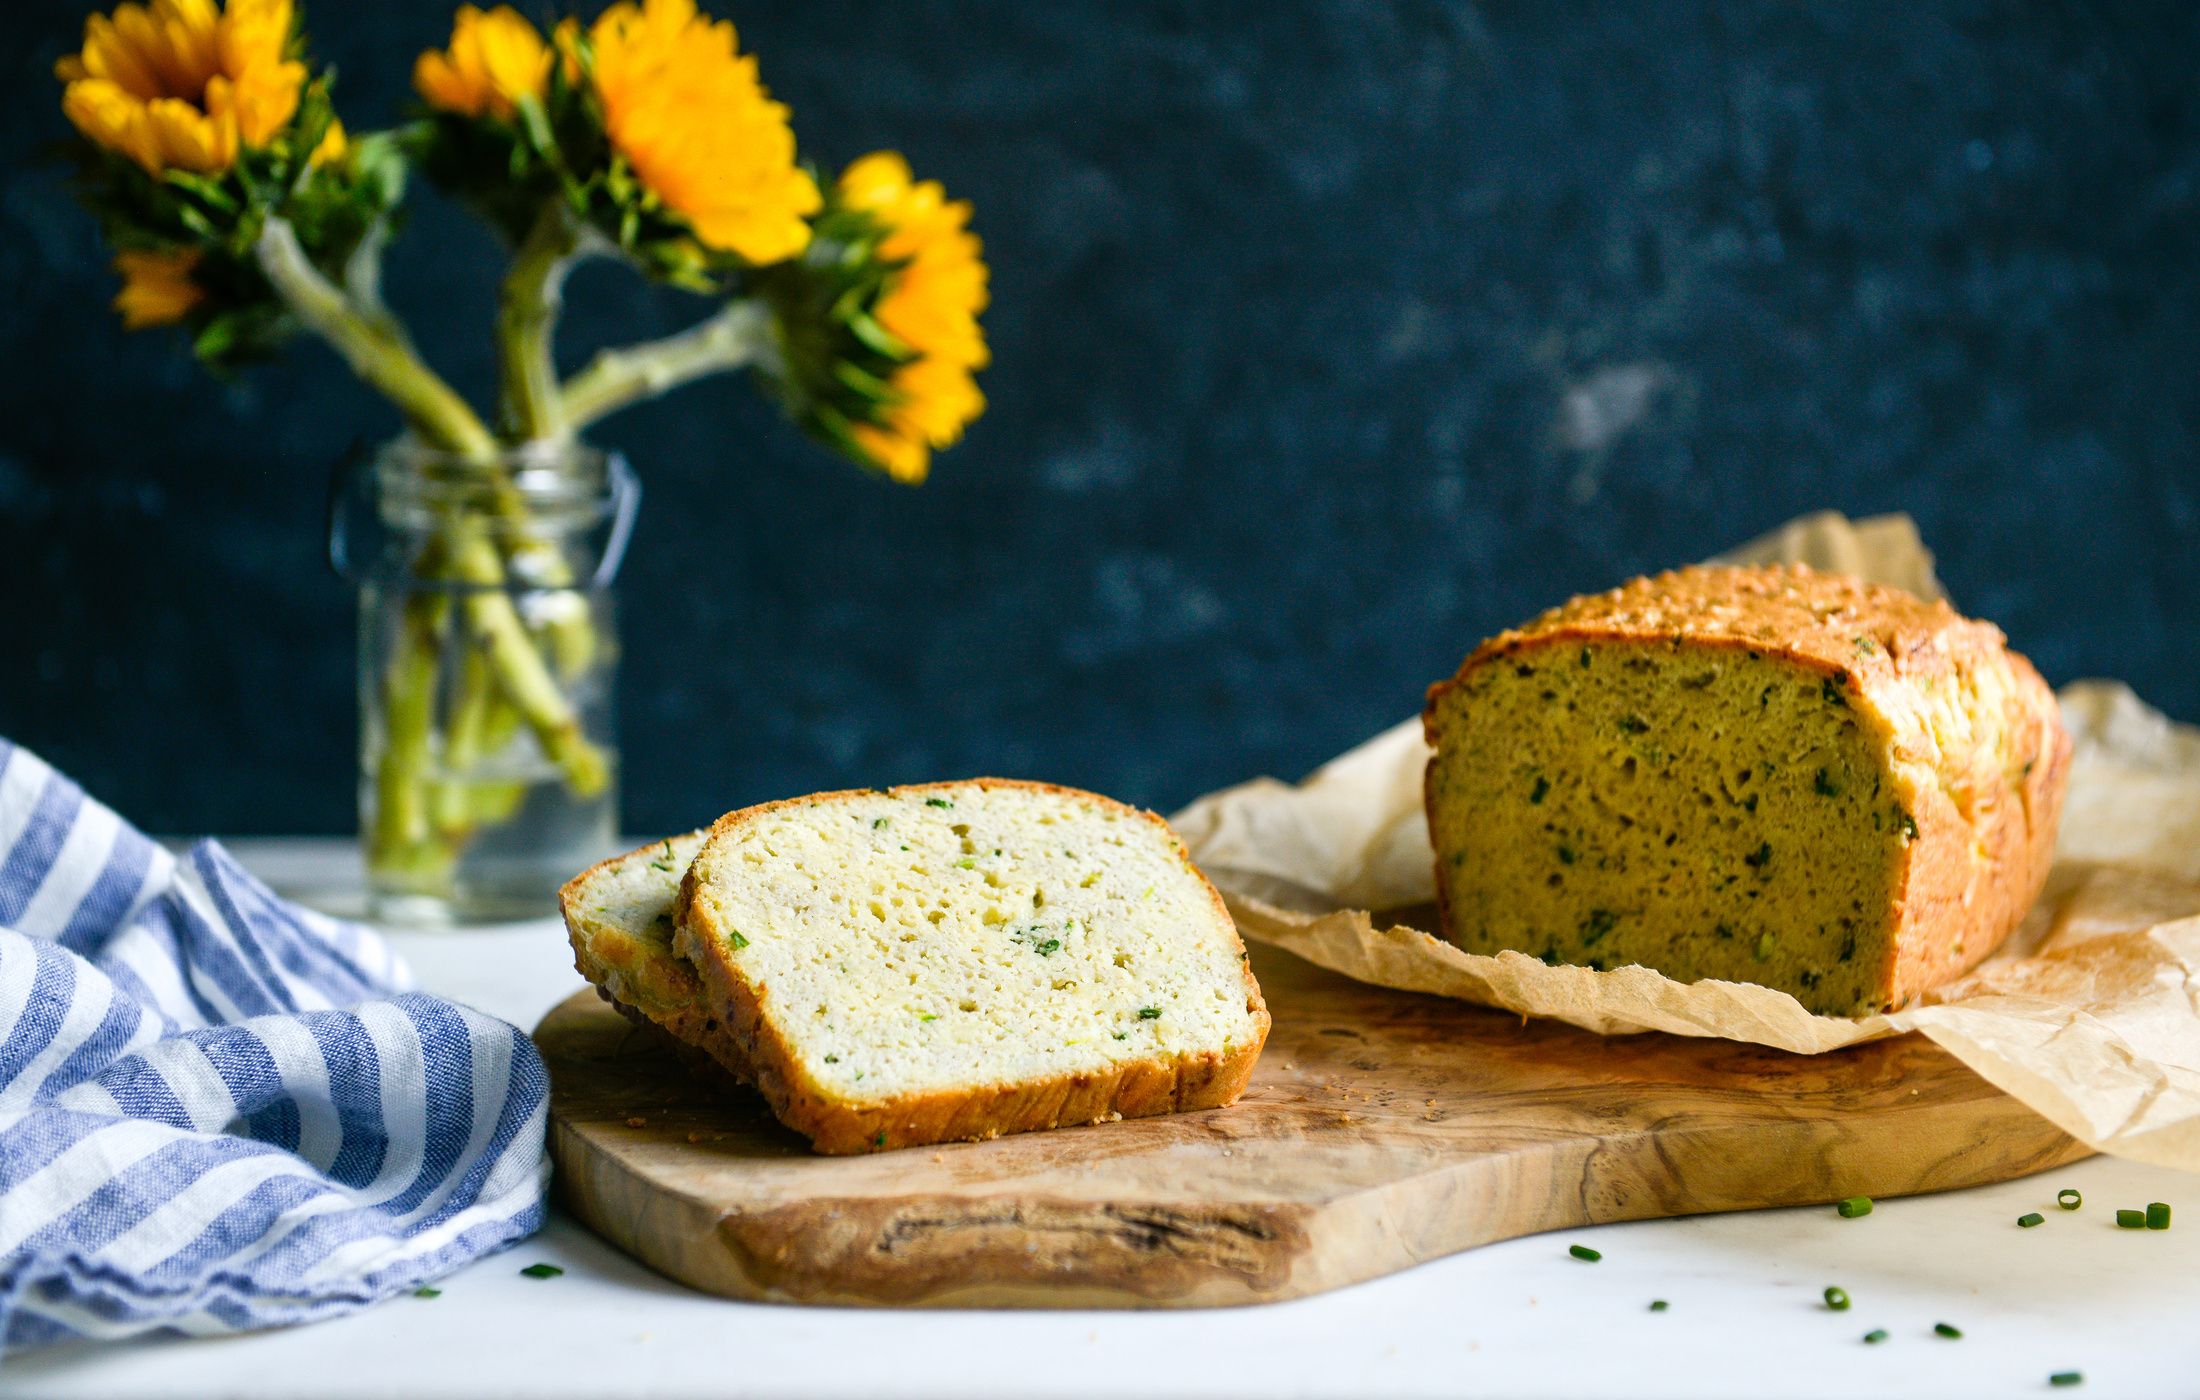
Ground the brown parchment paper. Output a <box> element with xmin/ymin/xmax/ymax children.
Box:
<box><xmin>1173</xmin><ymin>512</ymin><xmax>2200</xmax><ymax>1169</ymax></box>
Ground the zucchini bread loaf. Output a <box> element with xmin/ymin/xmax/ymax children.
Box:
<box><xmin>674</xmin><ymin>780</ymin><xmax>1270</xmax><ymax>1153</ymax></box>
<box><xmin>1423</xmin><ymin>564</ymin><xmax>2069</xmax><ymax>1016</ymax></box>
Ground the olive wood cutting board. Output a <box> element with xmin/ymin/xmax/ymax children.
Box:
<box><xmin>536</xmin><ymin>939</ymin><xmax>2088</xmax><ymax>1308</ymax></box>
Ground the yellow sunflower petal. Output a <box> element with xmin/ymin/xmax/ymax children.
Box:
<box><xmin>56</xmin><ymin>0</ymin><xmax>306</xmax><ymax>173</ymax></box>
<box><xmin>112</xmin><ymin>247</ymin><xmax>205</xmax><ymax>328</ymax></box>
<box><xmin>587</xmin><ymin>0</ymin><xmax>819</xmax><ymax>264</ymax></box>
<box><xmin>414</xmin><ymin>5</ymin><xmax>551</xmax><ymax>120</ymax></box>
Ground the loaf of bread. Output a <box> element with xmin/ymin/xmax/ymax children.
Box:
<box><xmin>1423</xmin><ymin>564</ymin><xmax>2069</xmax><ymax>1016</ymax></box>
<box><xmin>674</xmin><ymin>780</ymin><xmax>1270</xmax><ymax>1153</ymax></box>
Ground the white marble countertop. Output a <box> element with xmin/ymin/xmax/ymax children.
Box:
<box><xmin>9</xmin><ymin>839</ymin><xmax>2196</xmax><ymax>1400</ymax></box>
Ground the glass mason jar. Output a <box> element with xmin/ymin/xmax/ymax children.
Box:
<box><xmin>336</xmin><ymin>438</ymin><xmax>637</xmax><ymax>923</ymax></box>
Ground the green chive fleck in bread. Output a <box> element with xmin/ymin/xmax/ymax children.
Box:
<box><xmin>673</xmin><ymin>780</ymin><xmax>1270</xmax><ymax>1154</ymax></box>
<box><xmin>1423</xmin><ymin>564</ymin><xmax>2070</xmax><ymax>1017</ymax></box>
<box><xmin>558</xmin><ymin>830</ymin><xmax>756</xmax><ymax>1084</ymax></box>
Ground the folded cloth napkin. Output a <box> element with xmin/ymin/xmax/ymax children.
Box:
<box><xmin>0</xmin><ymin>739</ymin><xmax>549</xmax><ymax>1352</ymax></box>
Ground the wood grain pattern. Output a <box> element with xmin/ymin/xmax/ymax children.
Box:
<box><xmin>538</xmin><ymin>941</ymin><xmax>2089</xmax><ymax>1308</ymax></box>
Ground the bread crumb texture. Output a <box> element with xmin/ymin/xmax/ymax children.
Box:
<box><xmin>677</xmin><ymin>780</ymin><xmax>1269</xmax><ymax>1150</ymax></box>
<box><xmin>1425</xmin><ymin>564</ymin><xmax>2068</xmax><ymax>1017</ymax></box>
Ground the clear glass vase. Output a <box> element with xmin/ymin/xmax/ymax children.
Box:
<box><xmin>337</xmin><ymin>438</ymin><xmax>636</xmax><ymax>924</ymax></box>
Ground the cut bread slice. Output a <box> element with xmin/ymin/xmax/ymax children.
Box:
<box><xmin>557</xmin><ymin>831</ymin><xmax>755</xmax><ymax>1083</ymax></box>
<box><xmin>673</xmin><ymin>779</ymin><xmax>1270</xmax><ymax>1154</ymax></box>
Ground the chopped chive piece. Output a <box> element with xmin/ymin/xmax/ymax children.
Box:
<box><xmin>2049</xmin><ymin>1372</ymin><xmax>2082</xmax><ymax>1387</ymax></box>
<box><xmin>2147</xmin><ymin>1201</ymin><xmax>2171</xmax><ymax>1229</ymax></box>
<box><xmin>1137</xmin><ymin>1006</ymin><xmax>1161</xmax><ymax>1019</ymax></box>
<box><xmin>955</xmin><ymin>857</ymin><xmax>976</xmax><ymax>869</ymax></box>
<box><xmin>1836</xmin><ymin>1196</ymin><xmax>1873</xmax><ymax>1218</ymax></box>
<box><xmin>412</xmin><ymin>1285</ymin><xmax>442</xmax><ymax>1298</ymax></box>
<box><xmin>2058</xmin><ymin>1188</ymin><xmax>2082</xmax><ymax>1210</ymax></box>
<box><xmin>1823</xmin><ymin>1286</ymin><xmax>1850</xmax><ymax>1311</ymax></box>
<box><xmin>1568</xmin><ymin>1244</ymin><xmax>1600</xmax><ymax>1262</ymax></box>
<box><xmin>2018</xmin><ymin>1212</ymin><xmax>2044</xmax><ymax>1228</ymax></box>
<box><xmin>1862</xmin><ymin>1329</ymin><xmax>1888</xmax><ymax>1345</ymax></box>
<box><xmin>918</xmin><ymin>1012</ymin><xmax>937</xmax><ymax>1022</ymax></box>
<box><xmin>2117</xmin><ymin>1208</ymin><xmax>2146</xmax><ymax>1229</ymax></box>
<box><xmin>873</xmin><ymin>817</ymin><xmax>889</xmax><ymax>829</ymax></box>
<box><xmin>1933</xmin><ymin>1322</ymin><xmax>1962</xmax><ymax>1339</ymax></box>
<box><xmin>1648</xmin><ymin>1299</ymin><xmax>1668</xmax><ymax>1312</ymax></box>
<box><xmin>873</xmin><ymin>1131</ymin><xmax>887</xmax><ymax>1147</ymax></box>
<box><xmin>925</xmin><ymin>797</ymin><xmax>953</xmax><ymax>808</ymax></box>
<box><xmin>520</xmin><ymin>1263</ymin><xmax>563</xmax><ymax>1279</ymax></box>
<box><xmin>729</xmin><ymin>930</ymin><xmax>749</xmax><ymax>950</ymax></box>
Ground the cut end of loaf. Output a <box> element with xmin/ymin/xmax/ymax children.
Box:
<box><xmin>1427</xmin><ymin>638</ymin><xmax>1910</xmax><ymax>1015</ymax></box>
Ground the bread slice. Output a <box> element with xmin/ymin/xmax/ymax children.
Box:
<box><xmin>673</xmin><ymin>780</ymin><xmax>1270</xmax><ymax>1154</ymax></box>
<box><xmin>1424</xmin><ymin>564</ymin><xmax>2069</xmax><ymax>1016</ymax></box>
<box><xmin>557</xmin><ymin>831</ymin><xmax>755</xmax><ymax>1083</ymax></box>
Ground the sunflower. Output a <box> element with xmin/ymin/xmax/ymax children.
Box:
<box><xmin>111</xmin><ymin>247</ymin><xmax>204</xmax><ymax>328</ymax></box>
<box><xmin>414</xmin><ymin>5</ymin><xmax>553</xmax><ymax>121</ymax></box>
<box><xmin>836</xmin><ymin>153</ymin><xmax>989</xmax><ymax>484</ymax></box>
<box><xmin>56</xmin><ymin>0</ymin><xmax>307</xmax><ymax>175</ymax></box>
<box><xmin>583</xmin><ymin>0</ymin><xmax>819</xmax><ymax>265</ymax></box>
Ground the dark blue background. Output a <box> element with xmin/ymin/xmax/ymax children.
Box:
<box><xmin>5</xmin><ymin>1</ymin><xmax>2196</xmax><ymax>835</ymax></box>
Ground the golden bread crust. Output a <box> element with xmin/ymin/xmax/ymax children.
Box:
<box><xmin>673</xmin><ymin>778</ymin><xmax>1271</xmax><ymax>1154</ymax></box>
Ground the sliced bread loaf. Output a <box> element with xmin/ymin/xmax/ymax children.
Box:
<box><xmin>673</xmin><ymin>779</ymin><xmax>1270</xmax><ymax>1154</ymax></box>
<box><xmin>557</xmin><ymin>831</ymin><xmax>755</xmax><ymax>1083</ymax></box>
<box><xmin>1424</xmin><ymin>564</ymin><xmax>2069</xmax><ymax>1016</ymax></box>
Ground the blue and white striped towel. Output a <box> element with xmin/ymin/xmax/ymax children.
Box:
<box><xmin>0</xmin><ymin>739</ymin><xmax>549</xmax><ymax>1352</ymax></box>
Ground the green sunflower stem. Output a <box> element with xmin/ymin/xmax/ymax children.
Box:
<box><xmin>557</xmin><ymin>299</ymin><xmax>774</xmax><ymax>433</ymax></box>
<box><xmin>496</xmin><ymin>204</ymin><xmax>592</xmax><ymax>440</ymax></box>
<box><xmin>255</xmin><ymin>217</ymin><xmax>498</xmax><ymax>462</ymax></box>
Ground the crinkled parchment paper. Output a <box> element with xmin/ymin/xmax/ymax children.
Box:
<box><xmin>1174</xmin><ymin>512</ymin><xmax>2200</xmax><ymax>1169</ymax></box>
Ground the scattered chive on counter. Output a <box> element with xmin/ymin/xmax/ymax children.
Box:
<box><xmin>1933</xmin><ymin>1322</ymin><xmax>1962</xmax><ymax>1339</ymax></box>
<box><xmin>2117</xmin><ymin>1209</ymin><xmax>2147</xmax><ymax>1229</ymax></box>
<box><xmin>2146</xmin><ymin>1201</ymin><xmax>2171</xmax><ymax>1229</ymax></box>
<box><xmin>519</xmin><ymin>1263</ymin><xmax>563</xmax><ymax>1279</ymax></box>
<box><xmin>1862</xmin><ymin>1329</ymin><xmax>1888</xmax><ymax>1345</ymax></box>
<box><xmin>1836</xmin><ymin>1195</ymin><xmax>1873</xmax><ymax>1218</ymax></box>
<box><xmin>2018</xmin><ymin>1212</ymin><xmax>2045</xmax><ymax>1228</ymax></box>
<box><xmin>1823</xmin><ymin>1286</ymin><xmax>1850</xmax><ymax>1311</ymax></box>
<box><xmin>1568</xmin><ymin>1244</ymin><xmax>1601</xmax><ymax>1262</ymax></box>
<box><xmin>1648</xmin><ymin>1300</ymin><xmax>1668</xmax><ymax>1312</ymax></box>
<box><xmin>2049</xmin><ymin>1373</ymin><xmax>2083</xmax><ymax>1388</ymax></box>
<box><xmin>411</xmin><ymin>1286</ymin><xmax>441</xmax><ymax>1299</ymax></box>
<box><xmin>2058</xmin><ymin>1188</ymin><xmax>2082</xmax><ymax>1210</ymax></box>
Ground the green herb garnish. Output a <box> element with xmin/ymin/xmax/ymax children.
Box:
<box><xmin>412</xmin><ymin>1285</ymin><xmax>442</xmax><ymax>1298</ymax></box>
<box><xmin>1036</xmin><ymin>938</ymin><xmax>1061</xmax><ymax>956</ymax></box>
<box><xmin>1933</xmin><ymin>1322</ymin><xmax>1962</xmax><ymax>1340</ymax></box>
<box><xmin>1648</xmin><ymin>1299</ymin><xmax>1668</xmax><ymax>1312</ymax></box>
<box><xmin>1823</xmin><ymin>1286</ymin><xmax>1849</xmax><ymax>1311</ymax></box>
<box><xmin>520</xmin><ymin>1263</ymin><xmax>564</xmax><ymax>1279</ymax></box>
<box><xmin>926</xmin><ymin>797</ymin><xmax>953</xmax><ymax>808</ymax></box>
<box><xmin>2117</xmin><ymin>1208</ymin><xmax>2146</xmax><ymax>1228</ymax></box>
<box><xmin>2049</xmin><ymin>1372</ymin><xmax>2082</xmax><ymax>1388</ymax></box>
<box><xmin>1862</xmin><ymin>1329</ymin><xmax>1888</xmax><ymax>1345</ymax></box>
<box><xmin>873</xmin><ymin>817</ymin><xmax>889</xmax><ymax>829</ymax></box>
<box><xmin>729</xmin><ymin>930</ymin><xmax>750</xmax><ymax>950</ymax></box>
<box><xmin>2147</xmin><ymin>1201</ymin><xmax>2171</xmax><ymax>1229</ymax></box>
<box><xmin>648</xmin><ymin>840</ymin><xmax>676</xmax><ymax>872</ymax></box>
<box><xmin>824</xmin><ymin>1054</ymin><xmax>838</xmax><ymax>1063</ymax></box>
<box><xmin>1568</xmin><ymin>1244</ymin><xmax>1600</xmax><ymax>1262</ymax></box>
<box><xmin>1137</xmin><ymin>1006</ymin><xmax>1161</xmax><ymax>1020</ymax></box>
<box><xmin>2018</xmin><ymin>1212</ymin><xmax>2044</xmax><ymax>1228</ymax></box>
<box><xmin>955</xmin><ymin>857</ymin><xmax>976</xmax><ymax>869</ymax></box>
<box><xmin>1111</xmin><ymin>1031</ymin><xmax>1128</xmax><ymax>1040</ymax></box>
<box><xmin>918</xmin><ymin>1012</ymin><xmax>938</xmax><ymax>1022</ymax></box>
<box><xmin>873</xmin><ymin>1131</ymin><xmax>887</xmax><ymax>1147</ymax></box>
<box><xmin>2058</xmin><ymin>1188</ymin><xmax>2082</xmax><ymax>1210</ymax></box>
<box><xmin>1836</xmin><ymin>1196</ymin><xmax>1873</xmax><ymax>1218</ymax></box>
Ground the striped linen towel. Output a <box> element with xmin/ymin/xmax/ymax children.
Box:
<box><xmin>0</xmin><ymin>739</ymin><xmax>549</xmax><ymax>1352</ymax></box>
